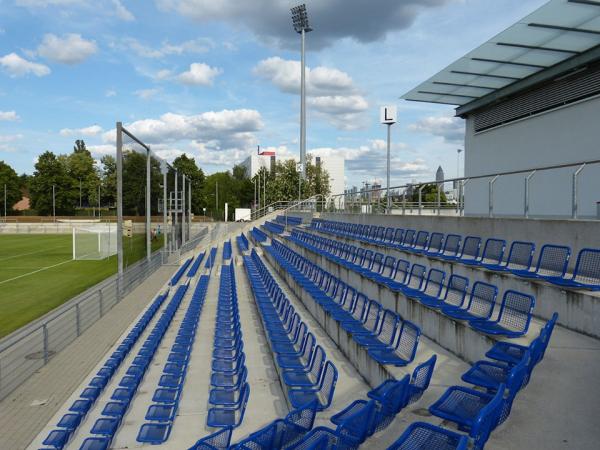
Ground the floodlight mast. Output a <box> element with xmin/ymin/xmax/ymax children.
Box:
<box><xmin>291</xmin><ymin>4</ymin><xmax>312</xmax><ymax>181</ymax></box>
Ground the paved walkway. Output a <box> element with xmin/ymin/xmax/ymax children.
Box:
<box><xmin>0</xmin><ymin>265</ymin><xmax>174</xmax><ymax>450</ymax></box>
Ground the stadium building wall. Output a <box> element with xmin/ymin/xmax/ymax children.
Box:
<box><xmin>463</xmin><ymin>94</ymin><xmax>600</xmax><ymax>219</ymax></box>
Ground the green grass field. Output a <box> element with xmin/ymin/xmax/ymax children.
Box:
<box><xmin>0</xmin><ymin>234</ymin><xmax>164</xmax><ymax>339</ymax></box>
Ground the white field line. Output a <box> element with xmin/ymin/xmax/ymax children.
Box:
<box><xmin>0</xmin><ymin>258</ymin><xmax>74</xmax><ymax>286</ymax></box>
<box><xmin>0</xmin><ymin>245</ymin><xmax>65</xmax><ymax>262</ymax></box>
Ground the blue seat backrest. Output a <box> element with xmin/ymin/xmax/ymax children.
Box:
<box><xmin>497</xmin><ymin>290</ymin><xmax>535</xmax><ymax>333</ymax></box>
<box><xmin>406</xmin><ymin>264</ymin><xmax>426</xmax><ymax>290</ymax></box>
<box><xmin>384</xmin><ymin>227</ymin><xmax>395</xmax><ymax>242</ymax></box>
<box><xmin>506</xmin><ymin>241</ymin><xmax>535</xmax><ymax>270</ymax></box>
<box><xmin>422</xmin><ymin>269</ymin><xmax>445</xmax><ymax>297</ymax></box>
<box><xmin>573</xmin><ymin>248</ymin><xmax>600</xmax><ymax>286</ymax></box>
<box><xmin>402</xmin><ymin>230</ymin><xmax>416</xmax><ymax>247</ymax></box>
<box><xmin>394</xmin><ymin>259</ymin><xmax>410</xmax><ymax>283</ymax></box>
<box><xmin>427</xmin><ymin>232</ymin><xmax>444</xmax><ymax>252</ymax></box>
<box><xmin>470</xmin><ymin>384</ymin><xmax>504</xmax><ymax>449</ymax></box>
<box><xmin>395</xmin><ymin>321</ymin><xmax>420</xmax><ymax>362</ymax></box>
<box><xmin>481</xmin><ymin>238</ymin><xmax>506</xmax><ymax>264</ymax></box>
<box><xmin>460</xmin><ymin>236</ymin><xmax>481</xmax><ymax>260</ymax></box>
<box><xmin>443</xmin><ymin>234</ymin><xmax>462</xmax><ymax>256</ymax></box>
<box><xmin>443</xmin><ymin>275</ymin><xmax>469</xmax><ymax>307</ymax></box>
<box><xmin>414</xmin><ymin>231</ymin><xmax>429</xmax><ymax>249</ymax></box>
<box><xmin>535</xmin><ymin>244</ymin><xmax>570</xmax><ymax>277</ymax></box>
<box><xmin>409</xmin><ymin>354</ymin><xmax>437</xmax><ymax>404</ymax></box>
<box><xmin>466</xmin><ymin>282</ymin><xmax>498</xmax><ymax>319</ymax></box>
<box><xmin>393</xmin><ymin>228</ymin><xmax>405</xmax><ymax>245</ymax></box>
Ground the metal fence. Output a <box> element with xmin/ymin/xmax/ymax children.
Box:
<box><xmin>0</xmin><ymin>249</ymin><xmax>164</xmax><ymax>401</ymax></box>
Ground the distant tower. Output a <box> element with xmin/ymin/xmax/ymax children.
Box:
<box><xmin>436</xmin><ymin>166</ymin><xmax>445</xmax><ymax>184</ymax></box>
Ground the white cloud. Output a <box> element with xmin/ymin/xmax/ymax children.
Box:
<box><xmin>120</xmin><ymin>37</ymin><xmax>213</xmax><ymax>59</ymax></box>
<box><xmin>408</xmin><ymin>112</ymin><xmax>465</xmax><ymax>144</ymax></box>
<box><xmin>112</xmin><ymin>0</ymin><xmax>135</xmax><ymax>21</ymax></box>
<box><xmin>177</xmin><ymin>63</ymin><xmax>222</xmax><ymax>86</ymax></box>
<box><xmin>60</xmin><ymin>125</ymin><xmax>103</xmax><ymax>137</ymax></box>
<box><xmin>105</xmin><ymin>89</ymin><xmax>117</xmax><ymax>97</ymax></box>
<box><xmin>87</xmin><ymin>144</ymin><xmax>114</xmax><ymax>156</ymax></box>
<box><xmin>254</xmin><ymin>57</ymin><xmax>369</xmax><ymax>130</ymax></box>
<box><xmin>16</xmin><ymin>0</ymin><xmax>85</xmax><ymax>6</ymax></box>
<box><xmin>0</xmin><ymin>53</ymin><xmax>51</xmax><ymax>77</ymax></box>
<box><xmin>155</xmin><ymin>69</ymin><xmax>173</xmax><ymax>80</ymax></box>
<box><xmin>102</xmin><ymin>110</ymin><xmax>263</xmax><ymax>153</ymax></box>
<box><xmin>0</xmin><ymin>134</ymin><xmax>23</xmax><ymax>153</ymax></box>
<box><xmin>37</xmin><ymin>33</ymin><xmax>97</xmax><ymax>64</ymax></box>
<box><xmin>135</xmin><ymin>88</ymin><xmax>161</xmax><ymax>100</ymax></box>
<box><xmin>0</xmin><ymin>111</ymin><xmax>20</xmax><ymax>121</ymax></box>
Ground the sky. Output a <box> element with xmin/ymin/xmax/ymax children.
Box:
<box><xmin>0</xmin><ymin>0</ymin><xmax>549</xmax><ymax>192</ymax></box>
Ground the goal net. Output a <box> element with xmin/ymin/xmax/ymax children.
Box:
<box><xmin>73</xmin><ymin>224</ymin><xmax>118</xmax><ymax>260</ymax></box>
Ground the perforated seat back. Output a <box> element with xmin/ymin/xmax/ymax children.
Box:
<box><xmin>506</xmin><ymin>241</ymin><xmax>535</xmax><ymax>270</ymax></box>
<box><xmin>427</xmin><ymin>233</ymin><xmax>444</xmax><ymax>253</ymax></box>
<box><xmin>423</xmin><ymin>269</ymin><xmax>445</xmax><ymax>297</ymax></box>
<box><xmin>573</xmin><ymin>249</ymin><xmax>600</xmax><ymax>286</ymax></box>
<box><xmin>409</xmin><ymin>355</ymin><xmax>437</xmax><ymax>404</ymax></box>
<box><xmin>444</xmin><ymin>275</ymin><xmax>469</xmax><ymax>307</ymax></box>
<box><xmin>393</xmin><ymin>228</ymin><xmax>405</xmax><ymax>245</ymax></box>
<box><xmin>402</xmin><ymin>230</ymin><xmax>416</xmax><ymax>247</ymax></box>
<box><xmin>406</xmin><ymin>265</ymin><xmax>426</xmax><ymax>290</ymax></box>
<box><xmin>481</xmin><ymin>238</ymin><xmax>506</xmax><ymax>265</ymax></box>
<box><xmin>467</xmin><ymin>282</ymin><xmax>498</xmax><ymax>319</ymax></box>
<box><xmin>414</xmin><ymin>231</ymin><xmax>429</xmax><ymax>250</ymax></box>
<box><xmin>497</xmin><ymin>291</ymin><xmax>535</xmax><ymax>333</ymax></box>
<box><xmin>394</xmin><ymin>260</ymin><xmax>410</xmax><ymax>284</ymax></box>
<box><xmin>460</xmin><ymin>236</ymin><xmax>481</xmax><ymax>260</ymax></box>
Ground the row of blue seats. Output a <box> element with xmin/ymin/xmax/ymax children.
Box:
<box><xmin>171</xmin><ymin>257</ymin><xmax>194</xmax><ymax>286</ymax></box>
<box><xmin>187</xmin><ymin>252</ymin><xmax>207</xmax><ymax>278</ymax></box>
<box><xmin>243</xmin><ymin>250</ymin><xmax>338</xmax><ymax>411</ymax></box>
<box><xmin>276</xmin><ymin>215</ymin><xmax>303</xmax><ymax>226</ymax></box>
<box><xmin>72</xmin><ymin>284</ymin><xmax>189</xmax><ymax>450</ymax></box>
<box><xmin>198</xmin><ymin>355</ymin><xmax>436</xmax><ymax>449</ymax></box>
<box><xmin>266</xmin><ymin>239</ymin><xmax>422</xmax><ymax>367</ymax></box>
<box><xmin>288</xmin><ymin>355</ymin><xmax>438</xmax><ymax>450</ymax></box>
<box><xmin>223</xmin><ymin>240</ymin><xmax>232</xmax><ymax>261</ymax></box>
<box><xmin>264</xmin><ymin>221</ymin><xmax>285</xmax><ymax>235</ymax></box>
<box><xmin>387</xmin><ymin>314</ymin><xmax>558</xmax><ymax>450</ymax></box>
<box><xmin>288</xmin><ymin>229</ymin><xmax>536</xmax><ymax>338</ymax></box>
<box><xmin>237</xmin><ymin>233</ymin><xmax>249</xmax><ymax>253</ymax></box>
<box><xmin>252</xmin><ymin>227</ymin><xmax>268</xmax><ymax>243</ymax></box>
<box><xmin>310</xmin><ymin>219</ymin><xmax>600</xmax><ymax>291</ymax></box>
<box><xmin>137</xmin><ymin>275</ymin><xmax>211</xmax><ymax>444</ymax></box>
<box><xmin>40</xmin><ymin>291</ymin><xmax>170</xmax><ymax>450</ymax></box>
<box><xmin>204</xmin><ymin>246</ymin><xmax>218</xmax><ymax>269</ymax></box>
<box><xmin>207</xmin><ymin>264</ymin><xmax>250</xmax><ymax>429</ymax></box>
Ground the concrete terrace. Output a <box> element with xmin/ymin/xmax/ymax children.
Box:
<box><xmin>2</xmin><ymin>212</ymin><xmax>599</xmax><ymax>449</ymax></box>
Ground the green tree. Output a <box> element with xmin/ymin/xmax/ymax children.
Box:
<box><xmin>30</xmin><ymin>151</ymin><xmax>78</xmax><ymax>215</ymax></box>
<box><xmin>0</xmin><ymin>161</ymin><xmax>22</xmax><ymax>214</ymax></box>
<box><xmin>121</xmin><ymin>150</ymin><xmax>162</xmax><ymax>215</ymax></box>
<box><xmin>172</xmin><ymin>154</ymin><xmax>206</xmax><ymax>215</ymax></box>
<box><xmin>410</xmin><ymin>184</ymin><xmax>447</xmax><ymax>204</ymax></box>
<box><xmin>100</xmin><ymin>155</ymin><xmax>117</xmax><ymax>207</ymax></box>
<box><xmin>66</xmin><ymin>140</ymin><xmax>99</xmax><ymax>208</ymax></box>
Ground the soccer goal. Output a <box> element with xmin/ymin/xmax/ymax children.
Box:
<box><xmin>72</xmin><ymin>224</ymin><xmax>118</xmax><ymax>260</ymax></box>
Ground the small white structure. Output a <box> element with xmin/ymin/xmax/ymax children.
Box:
<box><xmin>240</xmin><ymin>153</ymin><xmax>272</xmax><ymax>178</ymax></box>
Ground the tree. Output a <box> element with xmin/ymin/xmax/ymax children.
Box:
<box><xmin>172</xmin><ymin>154</ymin><xmax>206</xmax><ymax>215</ymax></box>
<box><xmin>0</xmin><ymin>161</ymin><xmax>22</xmax><ymax>214</ymax></box>
<box><xmin>121</xmin><ymin>150</ymin><xmax>162</xmax><ymax>215</ymax></box>
<box><xmin>66</xmin><ymin>140</ymin><xmax>99</xmax><ymax>208</ymax></box>
<box><xmin>30</xmin><ymin>151</ymin><xmax>78</xmax><ymax>215</ymax></box>
<box><xmin>100</xmin><ymin>155</ymin><xmax>117</xmax><ymax>207</ymax></box>
<box><xmin>410</xmin><ymin>184</ymin><xmax>447</xmax><ymax>204</ymax></box>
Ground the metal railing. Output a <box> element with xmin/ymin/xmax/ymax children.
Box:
<box><xmin>325</xmin><ymin>158</ymin><xmax>600</xmax><ymax>220</ymax></box>
<box><xmin>0</xmin><ymin>235</ymin><xmax>208</xmax><ymax>401</ymax></box>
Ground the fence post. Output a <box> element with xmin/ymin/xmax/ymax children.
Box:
<box><xmin>76</xmin><ymin>303</ymin><xmax>81</xmax><ymax>337</ymax></box>
<box><xmin>572</xmin><ymin>163</ymin><xmax>586</xmax><ymax>219</ymax></box>
<box><xmin>488</xmin><ymin>175</ymin><xmax>499</xmax><ymax>218</ymax></box>
<box><xmin>524</xmin><ymin>170</ymin><xmax>536</xmax><ymax>218</ymax></box>
<box><xmin>418</xmin><ymin>185</ymin><xmax>425</xmax><ymax>216</ymax></box>
<box><xmin>437</xmin><ymin>186</ymin><xmax>441</xmax><ymax>216</ymax></box>
<box><xmin>43</xmin><ymin>324</ymin><xmax>49</xmax><ymax>364</ymax></box>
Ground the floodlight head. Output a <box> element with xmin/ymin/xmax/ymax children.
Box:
<box><xmin>291</xmin><ymin>4</ymin><xmax>312</xmax><ymax>33</ymax></box>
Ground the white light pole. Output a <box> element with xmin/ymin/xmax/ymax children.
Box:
<box><xmin>3</xmin><ymin>183</ymin><xmax>6</xmax><ymax>221</ymax></box>
<box><xmin>380</xmin><ymin>105</ymin><xmax>397</xmax><ymax>214</ymax></box>
<box><xmin>52</xmin><ymin>184</ymin><xmax>56</xmax><ymax>222</ymax></box>
<box><xmin>291</xmin><ymin>4</ymin><xmax>312</xmax><ymax>181</ymax></box>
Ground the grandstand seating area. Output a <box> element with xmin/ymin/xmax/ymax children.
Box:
<box><xmin>28</xmin><ymin>211</ymin><xmax>597</xmax><ymax>450</ymax></box>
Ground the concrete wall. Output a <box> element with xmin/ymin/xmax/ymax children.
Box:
<box><xmin>464</xmin><ymin>95</ymin><xmax>600</xmax><ymax>218</ymax></box>
<box><xmin>319</xmin><ymin>212</ymin><xmax>600</xmax><ymax>272</ymax></box>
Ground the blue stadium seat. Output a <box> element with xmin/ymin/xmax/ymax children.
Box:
<box><xmin>206</xmin><ymin>382</ymin><xmax>250</xmax><ymax>428</ymax></box>
<box><xmin>469</xmin><ymin>290</ymin><xmax>535</xmax><ymax>337</ymax></box>
<box><xmin>189</xmin><ymin>427</ymin><xmax>233</xmax><ymax>450</ymax></box>
<box><xmin>546</xmin><ymin>248</ymin><xmax>600</xmax><ymax>290</ymax></box>
<box><xmin>441</xmin><ymin>282</ymin><xmax>498</xmax><ymax>322</ymax></box>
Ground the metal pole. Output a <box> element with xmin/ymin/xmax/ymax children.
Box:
<box><xmin>300</xmin><ymin>28</ymin><xmax>307</xmax><ymax>180</ymax></box>
<box><xmin>98</xmin><ymin>185</ymin><xmax>101</xmax><ymax>218</ymax></box>
<box><xmin>182</xmin><ymin>174</ymin><xmax>186</xmax><ymax>244</ymax></box>
<box><xmin>79</xmin><ymin>179</ymin><xmax>82</xmax><ymax>209</ymax></box>
<box><xmin>215</xmin><ymin>180</ymin><xmax>218</xmax><ymax>218</ymax></box>
<box><xmin>524</xmin><ymin>170</ymin><xmax>536</xmax><ymax>218</ymax></box>
<box><xmin>437</xmin><ymin>185</ymin><xmax>441</xmax><ymax>216</ymax></box>
<box><xmin>418</xmin><ymin>185</ymin><xmax>425</xmax><ymax>215</ymax></box>
<box><xmin>263</xmin><ymin>173</ymin><xmax>266</xmax><ymax>211</ymax></box>
<box><xmin>188</xmin><ymin>179</ymin><xmax>192</xmax><ymax>238</ymax></box>
<box><xmin>572</xmin><ymin>163</ymin><xmax>586</xmax><ymax>219</ymax></box>
<box><xmin>257</xmin><ymin>171</ymin><xmax>261</xmax><ymax>211</ymax></box>
<box><xmin>3</xmin><ymin>183</ymin><xmax>6</xmax><ymax>221</ymax></box>
<box><xmin>489</xmin><ymin>175</ymin><xmax>499</xmax><ymax>218</ymax></box>
<box><xmin>163</xmin><ymin>168</ymin><xmax>167</xmax><ymax>256</ymax></box>
<box><xmin>146</xmin><ymin>148</ymin><xmax>151</xmax><ymax>262</ymax></box>
<box><xmin>386</xmin><ymin>124</ymin><xmax>391</xmax><ymax>214</ymax></box>
<box><xmin>174</xmin><ymin>170</ymin><xmax>178</xmax><ymax>250</ymax></box>
<box><xmin>116</xmin><ymin>122</ymin><xmax>124</xmax><ymax>291</ymax></box>
<box><xmin>52</xmin><ymin>184</ymin><xmax>55</xmax><ymax>221</ymax></box>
